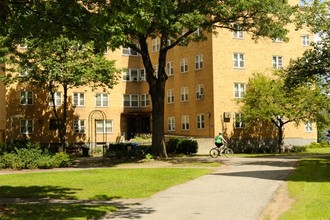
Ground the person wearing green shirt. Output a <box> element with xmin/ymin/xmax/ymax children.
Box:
<box><xmin>214</xmin><ymin>132</ymin><xmax>227</xmax><ymax>155</ymax></box>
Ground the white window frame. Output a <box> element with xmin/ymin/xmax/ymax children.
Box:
<box><xmin>167</xmin><ymin>89</ymin><xmax>175</xmax><ymax>104</ymax></box>
<box><xmin>49</xmin><ymin>92</ymin><xmax>62</xmax><ymax>106</ymax></box>
<box><xmin>122</xmin><ymin>46</ymin><xmax>138</xmax><ymax>56</ymax></box>
<box><xmin>152</xmin><ymin>38</ymin><xmax>160</xmax><ymax>52</ymax></box>
<box><xmin>20</xmin><ymin>91</ymin><xmax>33</xmax><ymax>105</ymax></box>
<box><xmin>234</xmin><ymin>83</ymin><xmax>245</xmax><ymax>98</ymax></box>
<box><xmin>196</xmin><ymin>84</ymin><xmax>204</xmax><ymax>100</ymax></box>
<box><xmin>95</xmin><ymin>120</ymin><xmax>113</xmax><ymax>134</ymax></box>
<box><xmin>140</xmin><ymin>68</ymin><xmax>146</xmax><ymax>81</ymax></box>
<box><xmin>95</xmin><ymin>93</ymin><xmax>109</xmax><ymax>107</ymax></box>
<box><xmin>73</xmin><ymin>92</ymin><xmax>85</xmax><ymax>106</ymax></box>
<box><xmin>233</xmin><ymin>53</ymin><xmax>245</xmax><ymax>68</ymax></box>
<box><xmin>181</xmin><ymin>86</ymin><xmax>189</xmax><ymax>102</ymax></box>
<box><xmin>181</xmin><ymin>115</ymin><xmax>190</xmax><ymax>130</ymax></box>
<box><xmin>235</xmin><ymin>113</ymin><xmax>245</xmax><ymax>129</ymax></box>
<box><xmin>122</xmin><ymin>68</ymin><xmax>139</xmax><ymax>82</ymax></box>
<box><xmin>180</xmin><ymin>57</ymin><xmax>188</xmax><ymax>73</ymax></box>
<box><xmin>305</xmin><ymin>121</ymin><xmax>313</xmax><ymax>132</ymax></box>
<box><xmin>272</xmin><ymin>56</ymin><xmax>283</xmax><ymax>70</ymax></box>
<box><xmin>196</xmin><ymin>113</ymin><xmax>205</xmax><ymax>129</ymax></box>
<box><xmin>123</xmin><ymin>94</ymin><xmax>139</xmax><ymax>107</ymax></box>
<box><xmin>20</xmin><ymin>119</ymin><xmax>33</xmax><ymax>134</ymax></box>
<box><xmin>302</xmin><ymin>35</ymin><xmax>310</xmax><ymax>46</ymax></box>
<box><xmin>168</xmin><ymin>117</ymin><xmax>175</xmax><ymax>131</ymax></box>
<box><xmin>166</xmin><ymin>61</ymin><xmax>174</xmax><ymax>76</ymax></box>
<box><xmin>140</xmin><ymin>94</ymin><xmax>150</xmax><ymax>107</ymax></box>
<box><xmin>195</xmin><ymin>54</ymin><xmax>204</xmax><ymax>70</ymax></box>
<box><xmin>233</xmin><ymin>24</ymin><xmax>244</xmax><ymax>39</ymax></box>
<box><xmin>73</xmin><ymin>119</ymin><xmax>86</xmax><ymax>134</ymax></box>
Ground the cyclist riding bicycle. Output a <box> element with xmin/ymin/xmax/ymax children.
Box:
<box><xmin>214</xmin><ymin>132</ymin><xmax>227</xmax><ymax>155</ymax></box>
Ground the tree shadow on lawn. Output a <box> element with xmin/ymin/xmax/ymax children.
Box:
<box><xmin>0</xmin><ymin>203</ymin><xmax>117</xmax><ymax>220</ymax></box>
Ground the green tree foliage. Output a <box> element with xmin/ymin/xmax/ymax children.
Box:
<box><xmin>239</xmin><ymin>73</ymin><xmax>329</xmax><ymax>153</ymax></box>
<box><xmin>1</xmin><ymin>36</ymin><xmax>118</xmax><ymax>147</ymax></box>
<box><xmin>0</xmin><ymin>0</ymin><xmax>300</xmax><ymax>157</ymax></box>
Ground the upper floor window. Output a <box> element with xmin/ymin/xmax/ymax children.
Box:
<box><xmin>95</xmin><ymin>93</ymin><xmax>109</xmax><ymax>107</ymax></box>
<box><xmin>140</xmin><ymin>94</ymin><xmax>150</xmax><ymax>107</ymax></box>
<box><xmin>18</xmin><ymin>38</ymin><xmax>27</xmax><ymax>49</ymax></box>
<box><xmin>233</xmin><ymin>24</ymin><xmax>244</xmax><ymax>39</ymax></box>
<box><xmin>196</xmin><ymin>113</ymin><xmax>205</xmax><ymax>129</ymax></box>
<box><xmin>96</xmin><ymin>120</ymin><xmax>113</xmax><ymax>134</ymax></box>
<box><xmin>233</xmin><ymin>53</ymin><xmax>245</xmax><ymax>68</ymax></box>
<box><xmin>272</xmin><ymin>56</ymin><xmax>283</xmax><ymax>70</ymax></box>
<box><xmin>234</xmin><ymin>83</ymin><xmax>245</xmax><ymax>98</ymax></box>
<box><xmin>235</xmin><ymin>113</ymin><xmax>245</xmax><ymax>129</ymax></box>
<box><xmin>273</xmin><ymin>38</ymin><xmax>283</xmax><ymax>43</ymax></box>
<box><xmin>49</xmin><ymin>119</ymin><xmax>62</xmax><ymax>130</ymax></box>
<box><xmin>122</xmin><ymin>46</ymin><xmax>138</xmax><ymax>56</ymax></box>
<box><xmin>20</xmin><ymin>91</ymin><xmax>33</xmax><ymax>105</ymax></box>
<box><xmin>140</xmin><ymin>68</ymin><xmax>146</xmax><ymax>81</ymax></box>
<box><xmin>122</xmin><ymin>68</ymin><xmax>139</xmax><ymax>82</ymax></box>
<box><xmin>181</xmin><ymin>115</ymin><xmax>190</xmax><ymax>130</ymax></box>
<box><xmin>152</xmin><ymin>38</ymin><xmax>160</xmax><ymax>52</ymax></box>
<box><xmin>196</xmin><ymin>84</ymin><xmax>204</xmax><ymax>100</ymax></box>
<box><xmin>305</xmin><ymin>121</ymin><xmax>313</xmax><ymax>132</ymax></box>
<box><xmin>19</xmin><ymin>66</ymin><xmax>29</xmax><ymax>77</ymax></box>
<box><xmin>20</xmin><ymin>119</ymin><xmax>33</xmax><ymax>134</ymax></box>
<box><xmin>49</xmin><ymin>92</ymin><xmax>62</xmax><ymax>106</ymax></box>
<box><xmin>180</xmin><ymin>57</ymin><xmax>188</xmax><ymax>73</ymax></box>
<box><xmin>73</xmin><ymin>119</ymin><xmax>86</xmax><ymax>134</ymax></box>
<box><xmin>73</xmin><ymin>92</ymin><xmax>85</xmax><ymax>106</ymax></box>
<box><xmin>168</xmin><ymin>117</ymin><xmax>175</xmax><ymax>131</ymax></box>
<box><xmin>123</xmin><ymin>94</ymin><xmax>139</xmax><ymax>107</ymax></box>
<box><xmin>181</xmin><ymin>86</ymin><xmax>189</xmax><ymax>102</ymax></box>
<box><xmin>195</xmin><ymin>54</ymin><xmax>204</xmax><ymax>70</ymax></box>
<box><xmin>302</xmin><ymin>35</ymin><xmax>310</xmax><ymax>46</ymax></box>
<box><xmin>167</xmin><ymin>61</ymin><xmax>174</xmax><ymax>76</ymax></box>
<box><xmin>167</xmin><ymin>89</ymin><xmax>175</xmax><ymax>104</ymax></box>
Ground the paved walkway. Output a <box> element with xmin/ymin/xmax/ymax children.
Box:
<box><xmin>99</xmin><ymin>156</ymin><xmax>298</xmax><ymax>220</ymax></box>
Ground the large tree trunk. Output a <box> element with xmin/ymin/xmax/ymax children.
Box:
<box><xmin>277</xmin><ymin>126</ymin><xmax>284</xmax><ymax>154</ymax></box>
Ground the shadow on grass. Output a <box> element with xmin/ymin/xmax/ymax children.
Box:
<box><xmin>0</xmin><ymin>185</ymin><xmax>79</xmax><ymax>199</ymax></box>
<box><xmin>0</xmin><ymin>203</ymin><xmax>117</xmax><ymax>220</ymax></box>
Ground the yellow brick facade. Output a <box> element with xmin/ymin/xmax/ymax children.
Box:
<box><xmin>4</xmin><ymin>0</ymin><xmax>318</xmax><ymax>148</ymax></box>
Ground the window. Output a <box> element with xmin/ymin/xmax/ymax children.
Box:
<box><xmin>49</xmin><ymin>92</ymin><xmax>62</xmax><ymax>106</ymax></box>
<box><xmin>181</xmin><ymin>86</ymin><xmax>189</xmax><ymax>102</ymax></box>
<box><xmin>235</xmin><ymin>113</ymin><xmax>245</xmax><ymax>128</ymax></box>
<box><xmin>49</xmin><ymin>119</ymin><xmax>62</xmax><ymax>130</ymax></box>
<box><xmin>18</xmin><ymin>38</ymin><xmax>27</xmax><ymax>49</ymax></box>
<box><xmin>168</xmin><ymin>117</ymin><xmax>175</xmax><ymax>131</ymax></box>
<box><xmin>140</xmin><ymin>68</ymin><xmax>146</xmax><ymax>81</ymax></box>
<box><xmin>233</xmin><ymin>24</ymin><xmax>244</xmax><ymax>39</ymax></box>
<box><xmin>196</xmin><ymin>84</ymin><xmax>204</xmax><ymax>100</ymax></box>
<box><xmin>272</xmin><ymin>56</ymin><xmax>283</xmax><ymax>70</ymax></box>
<box><xmin>19</xmin><ymin>66</ymin><xmax>29</xmax><ymax>77</ymax></box>
<box><xmin>167</xmin><ymin>89</ymin><xmax>175</xmax><ymax>104</ymax></box>
<box><xmin>273</xmin><ymin>38</ymin><xmax>283</xmax><ymax>43</ymax></box>
<box><xmin>302</xmin><ymin>35</ymin><xmax>310</xmax><ymax>46</ymax></box>
<box><xmin>152</xmin><ymin>38</ymin><xmax>160</xmax><ymax>52</ymax></box>
<box><xmin>153</xmin><ymin>65</ymin><xmax>158</xmax><ymax>78</ymax></box>
<box><xmin>167</xmin><ymin>62</ymin><xmax>174</xmax><ymax>76</ymax></box>
<box><xmin>20</xmin><ymin>91</ymin><xmax>33</xmax><ymax>105</ymax></box>
<box><xmin>122</xmin><ymin>46</ymin><xmax>138</xmax><ymax>56</ymax></box>
<box><xmin>181</xmin><ymin>115</ymin><xmax>190</xmax><ymax>130</ymax></box>
<box><xmin>123</xmin><ymin>94</ymin><xmax>139</xmax><ymax>107</ymax></box>
<box><xmin>196</xmin><ymin>114</ymin><xmax>205</xmax><ymax>129</ymax></box>
<box><xmin>180</xmin><ymin>57</ymin><xmax>188</xmax><ymax>73</ymax></box>
<box><xmin>96</xmin><ymin>120</ymin><xmax>113</xmax><ymax>134</ymax></box>
<box><xmin>122</xmin><ymin>68</ymin><xmax>139</xmax><ymax>82</ymax></box>
<box><xmin>73</xmin><ymin>119</ymin><xmax>86</xmax><ymax>134</ymax></box>
<box><xmin>195</xmin><ymin>54</ymin><xmax>204</xmax><ymax>70</ymax></box>
<box><xmin>95</xmin><ymin>93</ymin><xmax>109</xmax><ymax>107</ymax></box>
<box><xmin>233</xmin><ymin>53</ymin><xmax>245</xmax><ymax>68</ymax></box>
<box><xmin>305</xmin><ymin>121</ymin><xmax>313</xmax><ymax>132</ymax></box>
<box><xmin>73</xmin><ymin>92</ymin><xmax>85</xmax><ymax>106</ymax></box>
<box><xmin>140</xmin><ymin>94</ymin><xmax>150</xmax><ymax>107</ymax></box>
<box><xmin>234</xmin><ymin>83</ymin><xmax>245</xmax><ymax>98</ymax></box>
<box><xmin>20</xmin><ymin>119</ymin><xmax>33</xmax><ymax>134</ymax></box>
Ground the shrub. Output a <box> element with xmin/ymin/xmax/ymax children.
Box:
<box><xmin>291</xmin><ymin>145</ymin><xmax>307</xmax><ymax>153</ymax></box>
<box><xmin>177</xmin><ymin>139</ymin><xmax>198</xmax><ymax>155</ymax></box>
<box><xmin>166</xmin><ymin>138</ymin><xmax>180</xmax><ymax>154</ymax></box>
<box><xmin>0</xmin><ymin>153</ymin><xmax>24</xmax><ymax>169</ymax></box>
<box><xmin>52</xmin><ymin>152</ymin><xmax>72</xmax><ymax>167</ymax></box>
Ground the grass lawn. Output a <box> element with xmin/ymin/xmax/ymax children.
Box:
<box><xmin>279</xmin><ymin>155</ymin><xmax>330</xmax><ymax>220</ymax></box>
<box><xmin>0</xmin><ymin>168</ymin><xmax>212</xmax><ymax>220</ymax></box>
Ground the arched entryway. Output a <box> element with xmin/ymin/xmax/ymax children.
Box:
<box><xmin>88</xmin><ymin>110</ymin><xmax>107</xmax><ymax>152</ymax></box>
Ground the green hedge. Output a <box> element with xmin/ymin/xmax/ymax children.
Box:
<box><xmin>166</xmin><ymin>138</ymin><xmax>198</xmax><ymax>155</ymax></box>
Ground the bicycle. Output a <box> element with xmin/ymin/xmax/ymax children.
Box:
<box><xmin>209</xmin><ymin>144</ymin><xmax>234</xmax><ymax>158</ymax></box>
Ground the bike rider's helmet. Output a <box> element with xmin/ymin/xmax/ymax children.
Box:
<box><xmin>219</xmin><ymin>132</ymin><xmax>223</xmax><ymax>135</ymax></box>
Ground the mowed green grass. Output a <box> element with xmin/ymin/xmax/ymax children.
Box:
<box><xmin>279</xmin><ymin>155</ymin><xmax>330</xmax><ymax>220</ymax></box>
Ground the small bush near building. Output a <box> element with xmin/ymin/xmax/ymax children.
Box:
<box><xmin>166</xmin><ymin>138</ymin><xmax>198</xmax><ymax>155</ymax></box>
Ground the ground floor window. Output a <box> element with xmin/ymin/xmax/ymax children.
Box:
<box><xmin>96</xmin><ymin>120</ymin><xmax>113</xmax><ymax>134</ymax></box>
<box><xmin>20</xmin><ymin>119</ymin><xmax>33</xmax><ymax>134</ymax></box>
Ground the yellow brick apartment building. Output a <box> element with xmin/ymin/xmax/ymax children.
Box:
<box><xmin>4</xmin><ymin>1</ymin><xmax>318</xmax><ymax>150</ymax></box>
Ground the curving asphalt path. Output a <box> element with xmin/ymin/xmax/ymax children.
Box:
<box><xmin>99</xmin><ymin>156</ymin><xmax>298</xmax><ymax>220</ymax></box>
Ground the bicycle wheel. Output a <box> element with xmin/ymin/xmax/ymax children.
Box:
<box><xmin>224</xmin><ymin>148</ymin><xmax>234</xmax><ymax>158</ymax></box>
<box><xmin>209</xmin><ymin>148</ymin><xmax>219</xmax><ymax>158</ymax></box>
